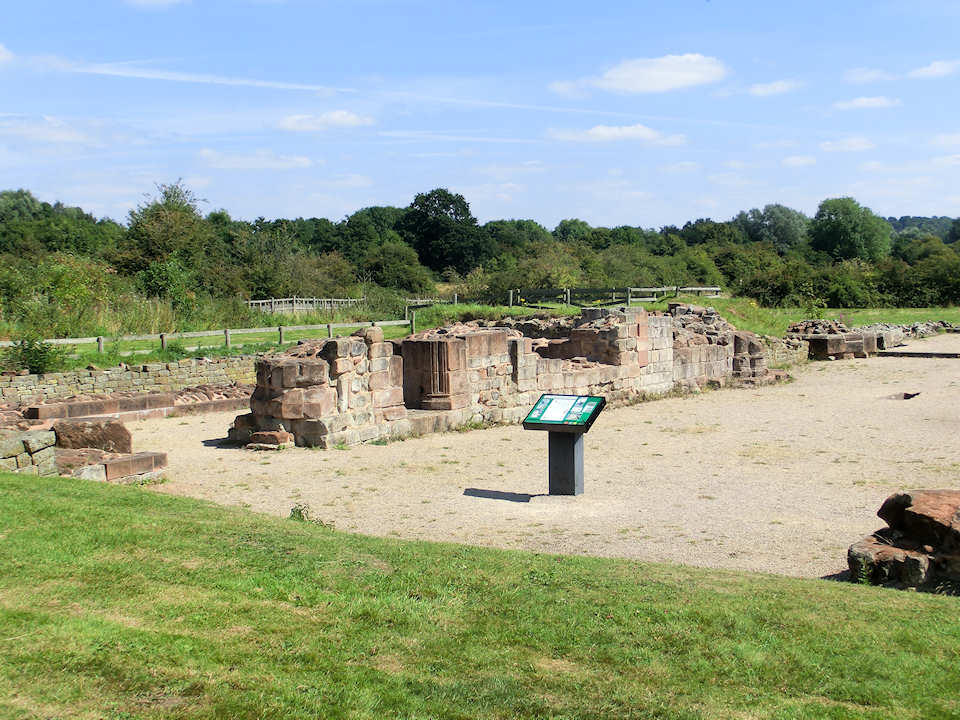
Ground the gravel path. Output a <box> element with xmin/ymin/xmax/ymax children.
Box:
<box><xmin>135</xmin><ymin>335</ymin><xmax>960</xmax><ymax>579</ymax></box>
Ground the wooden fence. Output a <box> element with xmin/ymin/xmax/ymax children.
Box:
<box><xmin>0</xmin><ymin>320</ymin><xmax>414</xmax><ymax>357</ymax></box>
<box><xmin>246</xmin><ymin>297</ymin><xmax>363</xmax><ymax>313</ymax></box>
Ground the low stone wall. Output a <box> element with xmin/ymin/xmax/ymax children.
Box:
<box><xmin>233</xmin><ymin>306</ymin><xmax>784</xmax><ymax>448</ymax></box>
<box><xmin>0</xmin><ymin>429</ymin><xmax>57</xmax><ymax>476</ymax></box>
<box><xmin>1</xmin><ymin>357</ymin><xmax>255</xmax><ymax>408</ymax></box>
<box><xmin>761</xmin><ymin>336</ymin><xmax>809</xmax><ymax>368</ymax></box>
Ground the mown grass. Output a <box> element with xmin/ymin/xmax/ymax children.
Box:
<box><xmin>1</xmin><ymin>473</ymin><xmax>958</xmax><ymax>719</ymax></box>
<box><xmin>37</xmin><ymin>325</ymin><xmax>414</xmax><ymax>373</ymax></box>
<box><xmin>640</xmin><ymin>295</ymin><xmax>960</xmax><ymax>337</ymax></box>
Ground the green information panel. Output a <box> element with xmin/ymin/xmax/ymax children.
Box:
<box><xmin>522</xmin><ymin>394</ymin><xmax>606</xmax><ymax>434</ymax></box>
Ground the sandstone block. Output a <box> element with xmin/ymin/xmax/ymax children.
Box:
<box><xmin>249</xmin><ymin>430</ymin><xmax>294</xmax><ymax>445</ymax></box>
<box><xmin>53</xmin><ymin>419</ymin><xmax>131</xmax><ymax>454</ymax></box>
<box><xmin>373</xmin><ymin>387</ymin><xmax>404</xmax><ymax>408</ymax></box>
<box><xmin>368</xmin><ymin>342</ymin><xmax>393</xmax><ymax>359</ymax></box>
<box><xmin>302</xmin><ymin>387</ymin><xmax>336</xmax><ymax>418</ymax></box>
<box><xmin>356</xmin><ymin>326</ymin><xmax>384</xmax><ymax>344</ymax></box>
<box><xmin>331</xmin><ymin>358</ymin><xmax>353</xmax><ymax>376</ymax></box>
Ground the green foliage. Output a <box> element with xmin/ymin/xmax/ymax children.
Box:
<box><xmin>810</xmin><ymin>197</ymin><xmax>892</xmax><ymax>262</ymax></box>
<box><xmin>361</xmin><ymin>241</ymin><xmax>434</xmax><ymax>294</ymax></box>
<box><xmin>2</xmin><ymin>333</ymin><xmax>69</xmax><ymax>373</ymax></box>
<box><xmin>399</xmin><ymin>188</ymin><xmax>495</xmax><ymax>274</ymax></box>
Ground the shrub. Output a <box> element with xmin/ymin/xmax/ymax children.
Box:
<box><xmin>2</xmin><ymin>334</ymin><xmax>69</xmax><ymax>374</ymax></box>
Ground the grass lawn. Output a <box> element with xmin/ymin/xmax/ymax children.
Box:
<box><xmin>639</xmin><ymin>296</ymin><xmax>960</xmax><ymax>337</ymax></box>
<box><xmin>1</xmin><ymin>473</ymin><xmax>958</xmax><ymax>719</ymax></box>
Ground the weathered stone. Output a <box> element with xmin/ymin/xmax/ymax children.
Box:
<box><xmin>249</xmin><ymin>430</ymin><xmax>294</xmax><ymax>445</ymax></box>
<box><xmin>0</xmin><ymin>432</ymin><xmax>25</xmax><ymax>458</ymax></box>
<box><xmin>53</xmin><ymin>419</ymin><xmax>132</xmax><ymax>454</ymax></box>
<box><xmin>878</xmin><ymin>490</ymin><xmax>960</xmax><ymax>552</ymax></box>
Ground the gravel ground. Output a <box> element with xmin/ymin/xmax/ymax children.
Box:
<box><xmin>136</xmin><ymin>334</ymin><xmax>960</xmax><ymax>579</ymax></box>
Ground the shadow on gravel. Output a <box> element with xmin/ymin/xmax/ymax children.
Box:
<box><xmin>463</xmin><ymin>488</ymin><xmax>546</xmax><ymax>503</ymax></box>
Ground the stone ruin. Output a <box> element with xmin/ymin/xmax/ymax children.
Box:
<box><xmin>230</xmin><ymin>304</ymin><xmax>788</xmax><ymax>448</ymax></box>
<box><xmin>849</xmin><ymin>490</ymin><xmax>960</xmax><ymax>591</ymax></box>
<box><xmin>786</xmin><ymin>319</ymin><xmax>880</xmax><ymax>360</ymax></box>
<box><xmin>229</xmin><ymin>326</ymin><xmax>406</xmax><ymax>448</ymax></box>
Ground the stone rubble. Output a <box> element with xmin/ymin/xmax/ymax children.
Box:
<box><xmin>848</xmin><ymin>490</ymin><xmax>960</xmax><ymax>590</ymax></box>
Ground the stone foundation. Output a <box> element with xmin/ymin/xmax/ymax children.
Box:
<box><xmin>1</xmin><ymin>357</ymin><xmax>255</xmax><ymax>408</ymax></box>
<box><xmin>232</xmin><ymin>305</ymin><xmax>781</xmax><ymax>448</ymax></box>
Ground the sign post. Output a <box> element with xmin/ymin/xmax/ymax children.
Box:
<box><xmin>522</xmin><ymin>394</ymin><xmax>606</xmax><ymax>495</ymax></box>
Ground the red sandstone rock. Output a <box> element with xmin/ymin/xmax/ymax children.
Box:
<box><xmin>53</xmin><ymin>417</ymin><xmax>132</xmax><ymax>454</ymax></box>
<box><xmin>249</xmin><ymin>430</ymin><xmax>294</xmax><ymax>445</ymax></box>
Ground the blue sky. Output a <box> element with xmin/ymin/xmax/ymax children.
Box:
<box><xmin>2</xmin><ymin>0</ymin><xmax>959</xmax><ymax>228</ymax></box>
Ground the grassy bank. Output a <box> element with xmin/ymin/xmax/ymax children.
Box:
<box><xmin>1</xmin><ymin>473</ymin><xmax>958</xmax><ymax>719</ymax></box>
<box><xmin>642</xmin><ymin>296</ymin><xmax>960</xmax><ymax>337</ymax></box>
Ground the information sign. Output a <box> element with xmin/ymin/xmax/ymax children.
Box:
<box><xmin>522</xmin><ymin>394</ymin><xmax>606</xmax><ymax>433</ymax></box>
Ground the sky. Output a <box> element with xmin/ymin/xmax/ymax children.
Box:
<box><xmin>1</xmin><ymin>0</ymin><xmax>959</xmax><ymax>229</ymax></box>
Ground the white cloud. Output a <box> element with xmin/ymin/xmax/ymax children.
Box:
<box><xmin>820</xmin><ymin>137</ymin><xmax>875</xmax><ymax>152</ymax></box>
<box><xmin>748</xmin><ymin>79</ymin><xmax>801</xmax><ymax>96</ymax></box>
<box><xmin>0</xmin><ymin>116</ymin><xmax>90</xmax><ymax>144</ymax></box>
<box><xmin>844</xmin><ymin>67</ymin><xmax>896</xmax><ymax>83</ymax></box>
<box><xmin>198</xmin><ymin>148</ymin><xmax>312</xmax><ymax>170</ymax></box>
<box><xmin>754</xmin><ymin>139</ymin><xmax>797</xmax><ymax>150</ymax></box>
<box><xmin>278</xmin><ymin>111</ymin><xmax>374</xmax><ymax>131</ymax></box>
<box><xmin>551</xmin><ymin>53</ymin><xmax>728</xmax><ymax>95</ymax></box>
<box><xmin>0</xmin><ymin>44</ymin><xmax>12</xmax><ymax>63</ymax></box>
<box><xmin>660</xmin><ymin>160</ymin><xmax>699</xmax><ymax>173</ymax></box>
<box><xmin>932</xmin><ymin>154</ymin><xmax>960</xmax><ymax>167</ymax></box>
<box><xmin>833</xmin><ymin>96</ymin><xmax>901</xmax><ymax>110</ymax></box>
<box><xmin>52</xmin><ymin>57</ymin><xmax>350</xmax><ymax>94</ymax></box>
<box><xmin>782</xmin><ymin>155</ymin><xmax>816</xmax><ymax>167</ymax></box>
<box><xmin>908</xmin><ymin>59</ymin><xmax>960</xmax><ymax>78</ymax></box>
<box><xmin>548</xmin><ymin>123</ymin><xmax>685</xmax><ymax>145</ymax></box>
<box><xmin>933</xmin><ymin>132</ymin><xmax>960</xmax><ymax>147</ymax></box>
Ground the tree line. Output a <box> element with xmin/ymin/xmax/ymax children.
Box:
<box><xmin>1</xmin><ymin>183</ymin><xmax>958</xmax><ymax>336</ymax></box>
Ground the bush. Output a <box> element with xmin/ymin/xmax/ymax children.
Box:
<box><xmin>2</xmin><ymin>334</ymin><xmax>69</xmax><ymax>374</ymax></box>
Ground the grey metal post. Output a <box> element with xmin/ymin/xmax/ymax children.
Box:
<box><xmin>160</xmin><ymin>333</ymin><xmax>167</xmax><ymax>351</ymax></box>
<box><xmin>224</xmin><ymin>329</ymin><xmax>231</xmax><ymax>349</ymax></box>
<box><xmin>97</xmin><ymin>336</ymin><xmax>104</xmax><ymax>353</ymax></box>
<box><xmin>548</xmin><ymin>433</ymin><xmax>584</xmax><ymax>495</ymax></box>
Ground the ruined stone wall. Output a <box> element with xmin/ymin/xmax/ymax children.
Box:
<box><xmin>231</xmin><ymin>327</ymin><xmax>408</xmax><ymax>448</ymax></box>
<box><xmin>0</xmin><ymin>429</ymin><xmax>56</xmax><ymax>476</ymax></box>
<box><xmin>234</xmin><ymin>305</ymin><xmax>780</xmax><ymax>447</ymax></box>
<box><xmin>761</xmin><ymin>336</ymin><xmax>809</xmax><ymax>368</ymax></box>
<box><xmin>1</xmin><ymin>357</ymin><xmax>255</xmax><ymax>408</ymax></box>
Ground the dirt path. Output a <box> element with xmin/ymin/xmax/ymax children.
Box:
<box><xmin>134</xmin><ymin>335</ymin><xmax>960</xmax><ymax>579</ymax></box>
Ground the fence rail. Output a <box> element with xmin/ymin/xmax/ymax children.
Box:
<box><xmin>246</xmin><ymin>297</ymin><xmax>363</xmax><ymax>313</ymax></box>
<box><xmin>0</xmin><ymin>320</ymin><xmax>414</xmax><ymax>356</ymax></box>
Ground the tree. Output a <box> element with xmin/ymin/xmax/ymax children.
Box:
<box><xmin>809</xmin><ymin>197</ymin><xmax>891</xmax><ymax>262</ymax></box>
<box><xmin>398</xmin><ymin>188</ymin><xmax>494</xmax><ymax>275</ymax></box>
<box><xmin>361</xmin><ymin>241</ymin><xmax>434</xmax><ymax>294</ymax></box>
<box><xmin>123</xmin><ymin>182</ymin><xmax>213</xmax><ymax>273</ymax></box>
<box><xmin>553</xmin><ymin>218</ymin><xmax>592</xmax><ymax>244</ymax></box>
<box><xmin>947</xmin><ymin>218</ymin><xmax>960</xmax><ymax>245</ymax></box>
<box><xmin>734</xmin><ymin>204</ymin><xmax>809</xmax><ymax>253</ymax></box>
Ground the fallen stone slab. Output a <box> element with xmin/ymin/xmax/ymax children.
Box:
<box><xmin>848</xmin><ymin>490</ymin><xmax>960</xmax><ymax>590</ymax></box>
<box><xmin>53</xmin><ymin>417</ymin><xmax>132</xmax><ymax>454</ymax></box>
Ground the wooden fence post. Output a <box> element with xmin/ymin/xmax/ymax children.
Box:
<box><xmin>160</xmin><ymin>333</ymin><xmax>167</xmax><ymax>351</ymax></box>
<box><xmin>224</xmin><ymin>329</ymin><xmax>231</xmax><ymax>349</ymax></box>
<box><xmin>278</xmin><ymin>326</ymin><xmax>285</xmax><ymax>344</ymax></box>
<box><xmin>627</xmin><ymin>287</ymin><xmax>632</xmax><ymax>306</ymax></box>
<box><xmin>453</xmin><ymin>293</ymin><xmax>458</xmax><ymax>305</ymax></box>
<box><xmin>410</xmin><ymin>312</ymin><xmax>416</xmax><ymax>335</ymax></box>
<box><xmin>508</xmin><ymin>289</ymin><xmax>513</xmax><ymax>307</ymax></box>
<box><xmin>97</xmin><ymin>336</ymin><xmax>104</xmax><ymax>353</ymax></box>
<box><xmin>327</xmin><ymin>323</ymin><xmax>334</xmax><ymax>338</ymax></box>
